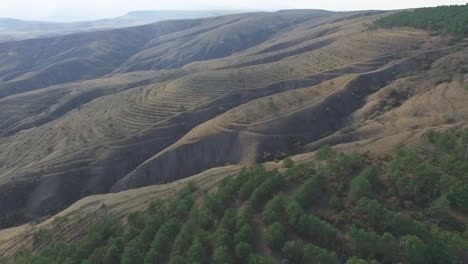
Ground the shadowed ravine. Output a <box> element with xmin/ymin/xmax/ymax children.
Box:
<box><xmin>0</xmin><ymin>8</ymin><xmax>467</xmax><ymax>232</ymax></box>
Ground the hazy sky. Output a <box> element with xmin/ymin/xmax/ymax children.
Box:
<box><xmin>1</xmin><ymin>0</ymin><xmax>466</xmax><ymax>21</ymax></box>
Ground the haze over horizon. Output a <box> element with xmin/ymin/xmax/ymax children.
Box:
<box><xmin>0</xmin><ymin>1</ymin><xmax>468</xmax><ymax>261</ymax></box>
<box><xmin>0</xmin><ymin>0</ymin><xmax>466</xmax><ymax>22</ymax></box>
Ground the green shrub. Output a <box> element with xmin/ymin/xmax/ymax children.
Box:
<box><xmin>326</xmin><ymin>153</ymin><xmax>364</xmax><ymax>178</ymax></box>
<box><xmin>266</xmin><ymin>222</ymin><xmax>286</xmax><ymax>250</ymax></box>
<box><xmin>283</xmin><ymin>157</ymin><xmax>294</xmax><ymax>168</ymax></box>
<box><xmin>447</xmin><ymin>184</ymin><xmax>468</xmax><ymax>211</ymax></box>
<box><xmin>282</xmin><ymin>240</ymin><xmax>305</xmax><ymax>263</ymax></box>
<box><xmin>236</xmin><ymin>205</ymin><xmax>254</xmax><ymax>229</ymax></box>
<box><xmin>238</xmin><ymin>166</ymin><xmax>271</xmax><ymax>201</ymax></box>
<box><xmin>144</xmin><ymin>218</ymin><xmax>178</xmax><ymax>263</ymax></box>
<box><xmin>212</xmin><ymin>246</ymin><xmax>232</xmax><ymax>264</ymax></box>
<box><xmin>285</xmin><ymin>200</ymin><xmax>304</xmax><ymax>227</ymax></box>
<box><xmin>303</xmin><ymin>243</ymin><xmax>339</xmax><ymax>264</ymax></box>
<box><xmin>263</xmin><ymin>193</ymin><xmax>286</xmax><ymax>225</ymax></box>
<box><xmin>235</xmin><ymin>242</ymin><xmax>253</xmax><ymax>261</ymax></box>
<box><xmin>297</xmin><ymin>214</ymin><xmax>339</xmax><ymax>248</ymax></box>
<box><xmin>293</xmin><ymin>173</ymin><xmax>325</xmax><ymax>207</ymax></box>
<box><xmin>345</xmin><ymin>257</ymin><xmax>370</xmax><ymax>264</ymax></box>
<box><xmin>187</xmin><ymin>237</ymin><xmax>206</xmax><ymax>263</ymax></box>
<box><xmin>347</xmin><ymin>226</ymin><xmax>381</xmax><ymax>258</ymax></box>
<box><xmin>317</xmin><ymin>145</ymin><xmax>336</xmax><ymax>160</ymax></box>
<box><xmin>103</xmin><ymin>238</ymin><xmax>123</xmax><ymax>264</ymax></box>
<box><xmin>347</xmin><ymin>226</ymin><xmax>396</xmax><ymax>260</ymax></box>
<box><xmin>401</xmin><ymin>235</ymin><xmax>429</xmax><ymax>264</ymax></box>
<box><xmin>250</xmin><ymin>174</ymin><xmax>284</xmax><ymax>210</ymax></box>
<box><xmin>349</xmin><ymin>175</ymin><xmax>372</xmax><ymax>202</ymax></box>
<box><xmin>235</xmin><ymin>223</ymin><xmax>255</xmax><ymax>245</ymax></box>
<box><xmin>328</xmin><ymin>194</ymin><xmax>342</xmax><ymax>210</ymax></box>
<box><xmin>248</xmin><ymin>254</ymin><xmax>273</xmax><ymax>264</ymax></box>
<box><xmin>121</xmin><ymin>239</ymin><xmax>145</xmax><ymax>264</ymax></box>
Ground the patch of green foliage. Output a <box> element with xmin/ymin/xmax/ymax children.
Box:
<box><xmin>12</xmin><ymin>129</ymin><xmax>468</xmax><ymax>264</ymax></box>
<box><xmin>375</xmin><ymin>4</ymin><xmax>468</xmax><ymax>40</ymax></box>
<box><xmin>283</xmin><ymin>156</ymin><xmax>294</xmax><ymax>168</ymax></box>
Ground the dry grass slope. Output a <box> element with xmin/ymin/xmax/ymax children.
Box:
<box><xmin>0</xmin><ymin>9</ymin><xmax>467</xmax><ymax>232</ymax></box>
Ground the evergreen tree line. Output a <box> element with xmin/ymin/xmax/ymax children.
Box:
<box><xmin>7</xmin><ymin>129</ymin><xmax>468</xmax><ymax>264</ymax></box>
<box><xmin>375</xmin><ymin>4</ymin><xmax>468</xmax><ymax>40</ymax></box>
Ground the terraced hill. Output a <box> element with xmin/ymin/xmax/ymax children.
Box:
<box><xmin>0</xmin><ymin>7</ymin><xmax>467</xmax><ymax>235</ymax></box>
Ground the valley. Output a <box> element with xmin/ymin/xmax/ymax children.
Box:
<box><xmin>0</xmin><ymin>5</ymin><xmax>467</xmax><ymax>263</ymax></box>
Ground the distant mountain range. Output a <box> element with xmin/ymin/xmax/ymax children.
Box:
<box><xmin>0</xmin><ymin>6</ymin><xmax>468</xmax><ymax>263</ymax></box>
<box><xmin>0</xmin><ymin>10</ymin><xmax>248</xmax><ymax>42</ymax></box>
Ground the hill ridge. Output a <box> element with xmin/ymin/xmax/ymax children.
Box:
<box><xmin>0</xmin><ymin>8</ymin><xmax>467</xmax><ymax>232</ymax></box>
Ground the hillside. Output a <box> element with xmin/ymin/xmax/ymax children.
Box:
<box><xmin>0</xmin><ymin>10</ymin><xmax>245</xmax><ymax>42</ymax></box>
<box><xmin>375</xmin><ymin>4</ymin><xmax>468</xmax><ymax>40</ymax></box>
<box><xmin>0</xmin><ymin>5</ymin><xmax>467</xmax><ymax>262</ymax></box>
<box><xmin>2</xmin><ymin>129</ymin><xmax>468</xmax><ymax>263</ymax></box>
<box><xmin>0</xmin><ymin>5</ymin><xmax>467</xmax><ymax>245</ymax></box>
